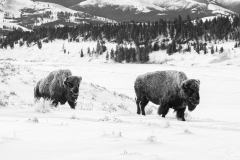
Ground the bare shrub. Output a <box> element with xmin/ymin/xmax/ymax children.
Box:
<box><xmin>183</xmin><ymin>128</ymin><xmax>192</xmax><ymax>134</ymax></box>
<box><xmin>70</xmin><ymin>113</ymin><xmax>77</xmax><ymax>119</ymax></box>
<box><xmin>145</xmin><ymin>105</ymin><xmax>157</xmax><ymax>115</ymax></box>
<box><xmin>0</xmin><ymin>91</ymin><xmax>9</xmax><ymax>107</ymax></box>
<box><xmin>164</xmin><ymin>121</ymin><xmax>170</xmax><ymax>128</ymax></box>
<box><xmin>28</xmin><ymin>117</ymin><xmax>39</xmax><ymax>123</ymax></box>
<box><xmin>77</xmin><ymin>102</ymin><xmax>94</xmax><ymax>110</ymax></box>
<box><xmin>0</xmin><ymin>99</ymin><xmax>8</xmax><ymax>107</ymax></box>
<box><xmin>34</xmin><ymin>99</ymin><xmax>52</xmax><ymax>113</ymax></box>
<box><xmin>10</xmin><ymin>91</ymin><xmax>17</xmax><ymax>96</ymax></box>
<box><xmin>117</xmin><ymin>103</ymin><xmax>128</xmax><ymax>111</ymax></box>
<box><xmin>147</xmin><ymin>132</ymin><xmax>157</xmax><ymax>143</ymax></box>
<box><xmin>102</xmin><ymin>102</ymin><xmax>117</xmax><ymax>113</ymax></box>
<box><xmin>99</xmin><ymin>116</ymin><xmax>111</xmax><ymax>121</ymax></box>
<box><xmin>145</xmin><ymin>107</ymin><xmax>153</xmax><ymax>115</ymax></box>
<box><xmin>210</xmin><ymin>50</ymin><xmax>239</xmax><ymax>63</ymax></box>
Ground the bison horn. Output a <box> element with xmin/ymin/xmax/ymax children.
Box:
<box><xmin>181</xmin><ymin>80</ymin><xmax>188</xmax><ymax>89</ymax></box>
<box><xmin>197</xmin><ymin>79</ymin><xmax>200</xmax><ymax>84</ymax></box>
<box><xmin>64</xmin><ymin>77</ymin><xmax>69</xmax><ymax>86</ymax></box>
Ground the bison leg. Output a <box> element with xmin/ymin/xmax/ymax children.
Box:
<box><xmin>52</xmin><ymin>100</ymin><xmax>59</xmax><ymax>107</ymax></box>
<box><xmin>68</xmin><ymin>101</ymin><xmax>77</xmax><ymax>109</ymax></box>
<box><xmin>162</xmin><ymin>105</ymin><xmax>169</xmax><ymax>118</ymax></box>
<box><xmin>158</xmin><ymin>102</ymin><xmax>169</xmax><ymax>118</ymax></box>
<box><xmin>135</xmin><ymin>98</ymin><xmax>141</xmax><ymax>114</ymax></box>
<box><xmin>176</xmin><ymin>107</ymin><xmax>186</xmax><ymax>121</ymax></box>
<box><xmin>140</xmin><ymin>96</ymin><xmax>149</xmax><ymax>116</ymax></box>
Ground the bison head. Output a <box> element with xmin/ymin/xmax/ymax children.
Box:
<box><xmin>181</xmin><ymin>79</ymin><xmax>200</xmax><ymax>111</ymax></box>
<box><xmin>64</xmin><ymin>76</ymin><xmax>82</xmax><ymax>103</ymax></box>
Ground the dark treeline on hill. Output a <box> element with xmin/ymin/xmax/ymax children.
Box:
<box><xmin>1</xmin><ymin>15</ymin><xmax>240</xmax><ymax>63</ymax></box>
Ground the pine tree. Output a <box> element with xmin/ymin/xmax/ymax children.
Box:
<box><xmin>10</xmin><ymin>42</ymin><xmax>14</xmax><ymax>49</ymax></box>
<box><xmin>106</xmin><ymin>51</ymin><xmax>109</xmax><ymax>60</ymax></box>
<box><xmin>234</xmin><ymin>42</ymin><xmax>238</xmax><ymax>48</ymax></box>
<box><xmin>167</xmin><ymin>43</ymin><xmax>173</xmax><ymax>55</ymax></box>
<box><xmin>110</xmin><ymin>48</ymin><xmax>114</xmax><ymax>60</ymax></box>
<box><xmin>19</xmin><ymin>41</ymin><xmax>24</xmax><ymax>47</ymax></box>
<box><xmin>62</xmin><ymin>42</ymin><xmax>65</xmax><ymax>51</ymax></box>
<box><xmin>160</xmin><ymin>42</ymin><xmax>166</xmax><ymax>50</ymax></box>
<box><xmin>80</xmin><ymin>49</ymin><xmax>84</xmax><ymax>57</ymax></box>
<box><xmin>37</xmin><ymin>41</ymin><xmax>42</xmax><ymax>49</ymax></box>
<box><xmin>153</xmin><ymin>42</ymin><xmax>159</xmax><ymax>51</ymax></box>
<box><xmin>220</xmin><ymin>47</ymin><xmax>224</xmax><ymax>53</ymax></box>
<box><xmin>211</xmin><ymin>46</ymin><xmax>214</xmax><ymax>54</ymax></box>
<box><xmin>196</xmin><ymin>43</ymin><xmax>200</xmax><ymax>54</ymax></box>
<box><xmin>204</xmin><ymin>45</ymin><xmax>207</xmax><ymax>54</ymax></box>
<box><xmin>96</xmin><ymin>40</ymin><xmax>101</xmax><ymax>55</ymax></box>
<box><xmin>87</xmin><ymin>47</ymin><xmax>90</xmax><ymax>56</ymax></box>
<box><xmin>92</xmin><ymin>48</ymin><xmax>95</xmax><ymax>56</ymax></box>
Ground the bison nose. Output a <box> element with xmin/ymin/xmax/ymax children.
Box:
<box><xmin>72</xmin><ymin>87</ymin><xmax>79</xmax><ymax>94</ymax></box>
<box><xmin>195</xmin><ymin>100</ymin><xmax>200</xmax><ymax>105</ymax></box>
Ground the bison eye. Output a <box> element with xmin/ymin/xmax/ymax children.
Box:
<box><xmin>68</xmin><ymin>83</ymin><xmax>74</xmax><ymax>88</ymax></box>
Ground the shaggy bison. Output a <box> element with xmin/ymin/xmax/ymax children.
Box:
<box><xmin>134</xmin><ymin>70</ymin><xmax>200</xmax><ymax>121</ymax></box>
<box><xmin>34</xmin><ymin>69</ymin><xmax>82</xmax><ymax>109</ymax></box>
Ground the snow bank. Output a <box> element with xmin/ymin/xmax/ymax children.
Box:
<box><xmin>1</xmin><ymin>40</ymin><xmax>240</xmax><ymax>67</ymax></box>
<box><xmin>149</xmin><ymin>41</ymin><xmax>240</xmax><ymax>67</ymax></box>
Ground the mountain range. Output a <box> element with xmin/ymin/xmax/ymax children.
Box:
<box><xmin>0</xmin><ymin>0</ymin><xmax>240</xmax><ymax>29</ymax></box>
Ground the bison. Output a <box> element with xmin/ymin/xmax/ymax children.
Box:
<box><xmin>134</xmin><ymin>70</ymin><xmax>200</xmax><ymax>121</ymax></box>
<box><xmin>34</xmin><ymin>69</ymin><xmax>82</xmax><ymax>109</ymax></box>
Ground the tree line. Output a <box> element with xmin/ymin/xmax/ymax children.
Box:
<box><xmin>1</xmin><ymin>15</ymin><xmax>240</xmax><ymax>63</ymax></box>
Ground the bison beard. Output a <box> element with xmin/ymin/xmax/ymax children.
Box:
<box><xmin>34</xmin><ymin>69</ymin><xmax>82</xmax><ymax>109</ymax></box>
<box><xmin>134</xmin><ymin>70</ymin><xmax>200</xmax><ymax>121</ymax></box>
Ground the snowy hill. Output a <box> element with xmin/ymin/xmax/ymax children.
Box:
<box><xmin>70</xmin><ymin>0</ymin><xmax>238</xmax><ymax>21</ymax></box>
<box><xmin>215</xmin><ymin>0</ymin><xmax>240</xmax><ymax>15</ymax></box>
<box><xmin>0</xmin><ymin>0</ymin><xmax>115</xmax><ymax>30</ymax></box>
<box><xmin>0</xmin><ymin>0</ymin><xmax>239</xmax><ymax>28</ymax></box>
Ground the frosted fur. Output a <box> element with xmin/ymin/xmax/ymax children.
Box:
<box><xmin>134</xmin><ymin>70</ymin><xmax>200</xmax><ymax>121</ymax></box>
<box><xmin>34</xmin><ymin>69</ymin><xmax>82</xmax><ymax>109</ymax></box>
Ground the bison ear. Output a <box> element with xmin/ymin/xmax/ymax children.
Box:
<box><xmin>64</xmin><ymin>77</ymin><xmax>69</xmax><ymax>86</ymax></box>
<box><xmin>79</xmin><ymin>76</ymin><xmax>82</xmax><ymax>81</ymax></box>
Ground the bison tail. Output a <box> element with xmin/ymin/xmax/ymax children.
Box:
<box><xmin>34</xmin><ymin>83</ymin><xmax>41</xmax><ymax>102</ymax></box>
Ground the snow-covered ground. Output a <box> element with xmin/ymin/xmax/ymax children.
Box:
<box><xmin>0</xmin><ymin>40</ymin><xmax>240</xmax><ymax>160</ymax></box>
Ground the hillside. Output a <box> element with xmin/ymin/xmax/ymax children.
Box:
<box><xmin>0</xmin><ymin>0</ymin><xmax>115</xmax><ymax>30</ymax></box>
<box><xmin>71</xmin><ymin>0</ymin><xmax>237</xmax><ymax>21</ymax></box>
<box><xmin>0</xmin><ymin>0</ymin><xmax>239</xmax><ymax>29</ymax></box>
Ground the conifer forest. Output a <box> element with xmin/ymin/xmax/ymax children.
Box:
<box><xmin>1</xmin><ymin>15</ymin><xmax>240</xmax><ymax>63</ymax></box>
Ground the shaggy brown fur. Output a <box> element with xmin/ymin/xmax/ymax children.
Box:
<box><xmin>134</xmin><ymin>70</ymin><xmax>200</xmax><ymax>121</ymax></box>
<box><xmin>34</xmin><ymin>69</ymin><xmax>82</xmax><ymax>109</ymax></box>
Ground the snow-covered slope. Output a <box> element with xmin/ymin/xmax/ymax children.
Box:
<box><xmin>0</xmin><ymin>39</ymin><xmax>240</xmax><ymax>160</ymax></box>
<box><xmin>71</xmin><ymin>0</ymin><xmax>237</xmax><ymax>21</ymax></box>
<box><xmin>215</xmin><ymin>0</ymin><xmax>240</xmax><ymax>14</ymax></box>
<box><xmin>0</xmin><ymin>0</ymin><xmax>239</xmax><ymax>27</ymax></box>
<box><xmin>0</xmin><ymin>0</ymin><xmax>115</xmax><ymax>29</ymax></box>
<box><xmin>0</xmin><ymin>22</ymin><xmax>31</xmax><ymax>31</ymax></box>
